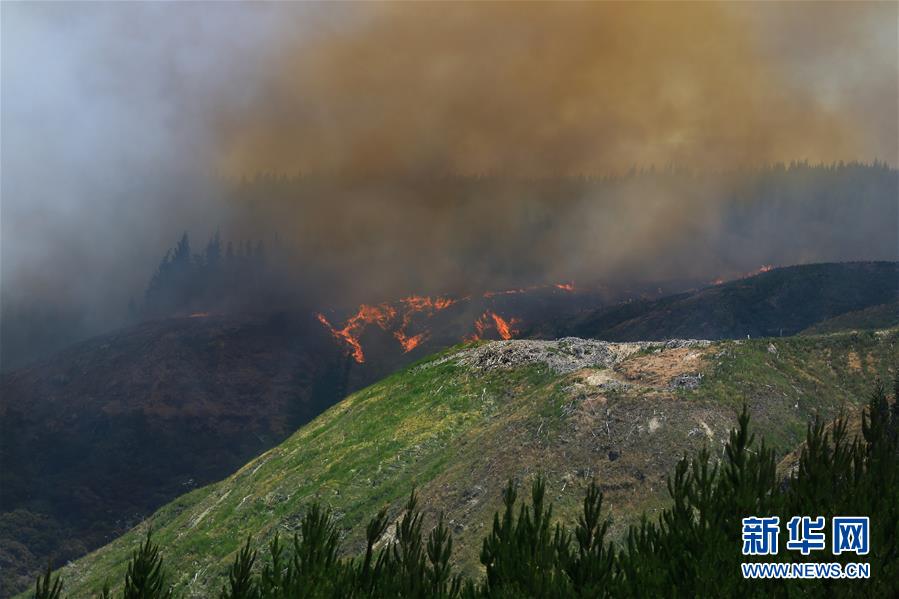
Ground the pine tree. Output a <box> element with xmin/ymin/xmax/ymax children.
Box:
<box><xmin>172</xmin><ymin>233</ymin><xmax>191</xmax><ymax>267</ymax></box>
<box><xmin>479</xmin><ymin>477</ymin><xmax>570</xmax><ymax>597</ymax></box>
<box><xmin>205</xmin><ymin>231</ymin><xmax>223</xmax><ymax>269</ymax></box>
<box><xmin>426</xmin><ymin>513</ymin><xmax>462</xmax><ymax>598</ymax></box>
<box><xmin>220</xmin><ymin>537</ymin><xmax>259</xmax><ymax>599</ymax></box>
<box><xmin>561</xmin><ymin>481</ymin><xmax>615</xmax><ymax>596</ymax></box>
<box><xmin>354</xmin><ymin>506</ymin><xmax>390</xmax><ymax>593</ymax></box>
<box><xmin>33</xmin><ymin>562</ymin><xmax>63</xmax><ymax>599</ymax></box>
<box><xmin>390</xmin><ymin>491</ymin><xmax>427</xmax><ymax>596</ymax></box>
<box><xmin>259</xmin><ymin>534</ymin><xmax>286</xmax><ymax>597</ymax></box>
<box><xmin>123</xmin><ymin>531</ymin><xmax>172</xmax><ymax>599</ymax></box>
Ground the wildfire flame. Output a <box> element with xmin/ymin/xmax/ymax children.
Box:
<box><xmin>483</xmin><ymin>282</ymin><xmax>576</xmax><ymax>297</ymax></box>
<box><xmin>483</xmin><ymin>287</ymin><xmax>531</xmax><ymax>298</ymax></box>
<box><xmin>711</xmin><ymin>264</ymin><xmax>775</xmax><ymax>286</ymax></box>
<box><xmin>490</xmin><ymin>312</ymin><xmax>519</xmax><ymax>340</ymax></box>
<box><xmin>315</xmin><ymin>303</ymin><xmax>397</xmax><ymax>363</ymax></box>
<box><xmin>188</xmin><ymin>312</ymin><xmax>211</xmax><ymax>318</ymax></box>
<box><xmin>316</xmin><ymin>295</ymin><xmax>457</xmax><ymax>363</ymax></box>
<box><xmin>394</xmin><ymin>330</ymin><xmax>427</xmax><ymax>352</ymax></box>
<box><xmin>469</xmin><ymin>311</ymin><xmax>521</xmax><ymax>341</ymax></box>
<box><xmin>317</xmin><ymin>284</ymin><xmax>574</xmax><ymax>362</ymax></box>
<box><xmin>400</xmin><ymin>295</ymin><xmax>458</xmax><ymax>311</ymax></box>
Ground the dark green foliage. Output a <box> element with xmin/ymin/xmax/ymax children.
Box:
<box><xmin>258</xmin><ymin>534</ymin><xmax>286</xmax><ymax>597</ymax></box>
<box><xmin>242</xmin><ymin>490</ymin><xmax>464</xmax><ymax>598</ymax></box>
<box><xmin>347</xmin><ymin>490</ymin><xmax>464</xmax><ymax>598</ymax></box>
<box><xmin>282</xmin><ymin>503</ymin><xmax>342</xmax><ymax>597</ymax></box>
<box><xmin>354</xmin><ymin>506</ymin><xmax>390</xmax><ymax>593</ymax></box>
<box><xmin>561</xmin><ymin>481</ymin><xmax>615</xmax><ymax>596</ymax></box>
<box><xmin>613</xmin><ymin>382</ymin><xmax>898</xmax><ymax>599</ymax></box>
<box><xmin>426</xmin><ymin>513</ymin><xmax>461</xmax><ymax>598</ymax></box>
<box><xmin>34</xmin><ymin>376</ymin><xmax>899</xmax><ymax>597</ymax></box>
<box><xmin>614</xmin><ymin>405</ymin><xmax>781</xmax><ymax>597</ymax></box>
<box><xmin>479</xmin><ymin>477</ymin><xmax>571</xmax><ymax>597</ymax></box>
<box><xmin>221</xmin><ymin>538</ymin><xmax>259</xmax><ymax>599</ymax></box>
<box><xmin>33</xmin><ymin>562</ymin><xmax>62</xmax><ymax>599</ymax></box>
<box><xmin>388</xmin><ymin>491</ymin><xmax>428</xmax><ymax>596</ymax></box>
<box><xmin>123</xmin><ymin>531</ymin><xmax>172</xmax><ymax>599</ymax></box>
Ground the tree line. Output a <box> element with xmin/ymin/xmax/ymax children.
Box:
<box><xmin>35</xmin><ymin>375</ymin><xmax>898</xmax><ymax>597</ymax></box>
<box><xmin>141</xmin><ymin>232</ymin><xmax>289</xmax><ymax>318</ymax></box>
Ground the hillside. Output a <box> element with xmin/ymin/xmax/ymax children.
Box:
<box><xmin>800</xmin><ymin>301</ymin><xmax>899</xmax><ymax>335</ymax></box>
<box><xmin>0</xmin><ymin>286</ymin><xmax>618</xmax><ymax>596</ymax></box>
<box><xmin>2</xmin><ymin>261</ymin><xmax>896</xmax><ymax>596</ymax></box>
<box><xmin>49</xmin><ymin>329</ymin><xmax>897</xmax><ymax>598</ymax></box>
<box><xmin>546</xmin><ymin>262</ymin><xmax>898</xmax><ymax>341</ymax></box>
<box><xmin>0</xmin><ymin>312</ymin><xmax>354</xmax><ymax>596</ymax></box>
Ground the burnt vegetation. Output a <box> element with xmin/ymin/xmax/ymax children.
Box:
<box><xmin>36</xmin><ymin>376</ymin><xmax>899</xmax><ymax>598</ymax></box>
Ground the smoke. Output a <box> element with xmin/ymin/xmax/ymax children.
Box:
<box><xmin>0</xmin><ymin>3</ymin><xmax>260</xmax><ymax>366</ymax></box>
<box><xmin>211</xmin><ymin>1</ymin><xmax>897</xmax><ymax>298</ymax></box>
<box><xmin>1</xmin><ymin>2</ymin><xmax>897</xmax><ymax>365</ymax></box>
<box><xmin>214</xmin><ymin>2</ymin><xmax>895</xmax><ymax>175</ymax></box>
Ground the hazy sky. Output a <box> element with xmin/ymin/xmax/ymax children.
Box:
<box><xmin>215</xmin><ymin>2</ymin><xmax>898</xmax><ymax>175</ymax></box>
<box><xmin>2</xmin><ymin>2</ymin><xmax>897</xmax><ymax>350</ymax></box>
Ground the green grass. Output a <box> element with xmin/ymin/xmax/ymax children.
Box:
<box><xmin>43</xmin><ymin>331</ymin><xmax>897</xmax><ymax>598</ymax></box>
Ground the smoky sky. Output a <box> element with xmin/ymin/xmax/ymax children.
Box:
<box><xmin>216</xmin><ymin>2</ymin><xmax>897</xmax><ymax>176</ymax></box>
<box><xmin>2</xmin><ymin>2</ymin><xmax>897</xmax><ymax>357</ymax></box>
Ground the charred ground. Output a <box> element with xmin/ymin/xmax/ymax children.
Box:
<box><xmin>542</xmin><ymin>262</ymin><xmax>898</xmax><ymax>341</ymax></box>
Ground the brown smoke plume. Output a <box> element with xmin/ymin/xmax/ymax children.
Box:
<box><xmin>213</xmin><ymin>2</ymin><xmax>892</xmax><ymax>178</ymax></box>
<box><xmin>204</xmin><ymin>2</ymin><xmax>896</xmax><ymax>303</ymax></box>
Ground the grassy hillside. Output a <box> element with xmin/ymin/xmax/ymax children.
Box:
<box><xmin>46</xmin><ymin>330</ymin><xmax>897</xmax><ymax>598</ymax></box>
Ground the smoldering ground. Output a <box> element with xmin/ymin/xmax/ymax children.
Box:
<box><xmin>1</xmin><ymin>2</ymin><xmax>897</xmax><ymax>366</ymax></box>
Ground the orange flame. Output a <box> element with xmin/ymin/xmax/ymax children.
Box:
<box><xmin>318</xmin><ymin>285</ymin><xmax>566</xmax><ymax>358</ymax></box>
<box><xmin>484</xmin><ymin>281</ymin><xmax>578</xmax><ymax>297</ymax></box>
<box><xmin>317</xmin><ymin>312</ymin><xmax>365</xmax><ymax>363</ymax></box>
<box><xmin>394</xmin><ymin>295</ymin><xmax>456</xmax><ymax>352</ymax></box>
<box><xmin>394</xmin><ymin>330</ymin><xmax>428</xmax><ymax>352</ymax></box>
<box><xmin>316</xmin><ymin>303</ymin><xmax>397</xmax><ymax>363</ymax></box>
<box><xmin>399</xmin><ymin>294</ymin><xmax>458</xmax><ymax>312</ymax></box>
<box><xmin>468</xmin><ymin>311</ymin><xmax>521</xmax><ymax>341</ymax></box>
<box><xmin>188</xmin><ymin>312</ymin><xmax>210</xmax><ymax>318</ymax></box>
<box><xmin>317</xmin><ymin>294</ymin><xmax>460</xmax><ymax>361</ymax></box>
<box><xmin>709</xmin><ymin>264</ymin><xmax>775</xmax><ymax>286</ymax></box>
<box><xmin>483</xmin><ymin>287</ymin><xmax>528</xmax><ymax>298</ymax></box>
<box><xmin>490</xmin><ymin>312</ymin><xmax>519</xmax><ymax>340</ymax></box>
<box><xmin>470</xmin><ymin>313</ymin><xmax>489</xmax><ymax>340</ymax></box>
